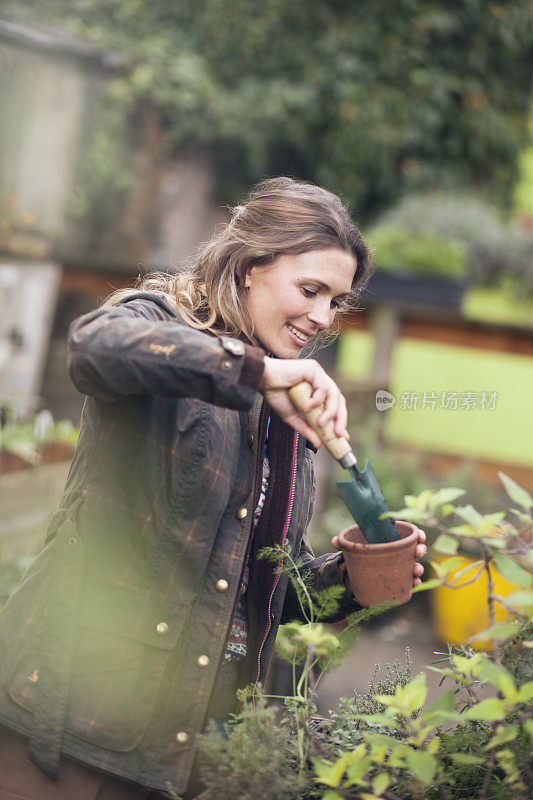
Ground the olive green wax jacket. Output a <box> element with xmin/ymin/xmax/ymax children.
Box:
<box><xmin>0</xmin><ymin>293</ymin><xmax>358</xmax><ymax>794</ymax></box>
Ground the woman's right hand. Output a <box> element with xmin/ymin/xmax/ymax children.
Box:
<box><xmin>258</xmin><ymin>357</ymin><xmax>349</xmax><ymax>449</ymax></box>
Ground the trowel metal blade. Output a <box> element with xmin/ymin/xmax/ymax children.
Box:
<box><xmin>336</xmin><ymin>459</ymin><xmax>401</xmax><ymax>544</ymax></box>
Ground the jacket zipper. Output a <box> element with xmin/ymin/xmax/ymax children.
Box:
<box><xmin>254</xmin><ymin>430</ymin><xmax>299</xmax><ymax>685</ymax></box>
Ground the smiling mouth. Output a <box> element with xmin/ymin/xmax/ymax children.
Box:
<box><xmin>286</xmin><ymin>323</ymin><xmax>312</xmax><ymax>343</ymax></box>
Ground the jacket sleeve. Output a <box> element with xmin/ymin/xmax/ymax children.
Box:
<box><xmin>280</xmin><ymin>537</ymin><xmax>362</xmax><ymax>624</ymax></box>
<box><xmin>68</xmin><ymin>296</ymin><xmax>265</xmax><ymax>409</ymax></box>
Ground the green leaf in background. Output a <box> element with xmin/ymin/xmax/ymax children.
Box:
<box><xmin>484</xmin><ymin>724</ymin><xmax>519</xmax><ymax>749</ymax></box>
<box><xmin>372</xmin><ymin>772</ymin><xmax>390</xmax><ymax>796</ymax></box>
<box><xmin>492</xmin><ymin>553</ymin><xmax>532</xmax><ymax>588</ymax></box>
<box><xmin>462</xmin><ymin>698</ymin><xmax>506</xmax><ymax>721</ymax></box>
<box><xmin>452</xmin><ymin>653</ymin><xmax>484</xmax><ymax>676</ymax></box>
<box><xmin>478</xmin><ymin>660</ymin><xmax>516</xmax><ymax>701</ymax></box>
<box><xmin>498</xmin><ymin>472</ymin><xmax>533</xmax><ymax>510</ymax></box>
<box><xmin>473</xmin><ymin>622</ymin><xmax>521</xmax><ymax>642</ymax></box>
<box><xmin>422</xmin><ymin>689</ymin><xmax>456</xmax><ymax>720</ymax></box>
<box><xmin>448</xmin><ymin>559</ymin><xmax>484</xmax><ymax>585</ymax></box>
<box><xmin>516</xmin><ymin>682</ymin><xmax>533</xmax><ymax>703</ymax></box>
<box><xmin>450</xmin><ymin>752</ymin><xmax>484</xmax><ymax>765</ymax></box>
<box><xmin>448</xmin><ymin>524</ymin><xmax>481</xmax><ymax>538</ymax></box>
<box><xmin>477</xmin><ymin>512</ymin><xmax>506</xmax><ymax>533</ymax></box>
<box><xmin>454</xmin><ymin>505</ymin><xmax>484</xmax><ymax>527</ymax></box>
<box><xmin>345</xmin><ymin>756</ymin><xmax>373</xmax><ymax>787</ymax></box>
<box><xmin>412</xmin><ymin>579</ymin><xmax>442</xmax><ymax>593</ymax></box>
<box><xmin>430</xmin><ymin>557</ymin><xmax>467</xmax><ymax>579</ymax></box>
<box><xmin>313</xmin><ymin>756</ymin><xmax>347</xmax><ymax>787</ymax></box>
<box><xmin>427</xmin><ymin>488</ymin><xmax>466</xmax><ymax>510</ymax></box>
<box><xmin>506</xmin><ymin>590</ymin><xmax>533</xmax><ymax>610</ymax></box>
<box><xmin>397</xmin><ymin>673</ymin><xmax>427</xmax><ymax>714</ymax></box>
<box><xmin>365</xmin><ymin>733</ymin><xmax>400</xmax><ymax>750</ymax></box>
<box><xmin>480</xmin><ymin>537</ymin><xmax>506</xmax><ymax>549</ymax></box>
<box><xmin>510</xmin><ymin>509</ymin><xmax>533</xmax><ymax>526</ymax></box>
<box><xmin>433</xmin><ymin>534</ymin><xmax>458</xmax><ymax>555</ymax></box>
<box><xmin>405</xmin><ymin>750</ymin><xmax>437</xmax><ymax>785</ymax></box>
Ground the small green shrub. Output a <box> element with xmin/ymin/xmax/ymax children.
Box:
<box><xmin>368</xmin><ymin>225</ymin><xmax>468</xmax><ymax>279</ymax></box>
<box><xmin>373</xmin><ymin>192</ymin><xmax>533</xmax><ymax>293</ymax></box>
<box><xmin>198</xmin><ymin>696</ymin><xmax>312</xmax><ymax>800</ymax></box>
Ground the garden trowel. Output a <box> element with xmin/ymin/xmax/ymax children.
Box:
<box><xmin>288</xmin><ymin>381</ymin><xmax>401</xmax><ymax>544</ymax></box>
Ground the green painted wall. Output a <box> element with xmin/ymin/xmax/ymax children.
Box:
<box><xmin>337</xmin><ymin>329</ymin><xmax>374</xmax><ymax>379</ymax></box>
<box><xmin>338</xmin><ymin>332</ymin><xmax>533</xmax><ymax>467</ymax></box>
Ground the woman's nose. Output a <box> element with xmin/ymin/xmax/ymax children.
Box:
<box><xmin>307</xmin><ymin>302</ymin><xmax>332</xmax><ymax>330</ymax></box>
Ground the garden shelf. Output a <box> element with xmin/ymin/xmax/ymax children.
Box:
<box><xmin>363</xmin><ymin>270</ymin><xmax>467</xmax><ymax>311</ymax></box>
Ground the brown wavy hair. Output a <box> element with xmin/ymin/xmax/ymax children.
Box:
<box><xmin>107</xmin><ymin>177</ymin><xmax>372</xmax><ymax>343</ymax></box>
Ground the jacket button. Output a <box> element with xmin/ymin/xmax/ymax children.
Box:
<box><xmin>196</xmin><ymin>654</ymin><xmax>210</xmax><ymax>668</ymax></box>
<box><xmin>156</xmin><ymin>622</ymin><xmax>170</xmax><ymax>636</ymax></box>
<box><xmin>221</xmin><ymin>359</ymin><xmax>233</xmax><ymax>371</ymax></box>
<box><xmin>215</xmin><ymin>579</ymin><xmax>229</xmax><ymax>593</ymax></box>
<box><xmin>247</xmin><ymin>432</ymin><xmax>254</xmax><ymax>447</ymax></box>
<box><xmin>236</xmin><ymin>507</ymin><xmax>248</xmax><ymax>520</ymax></box>
<box><xmin>176</xmin><ymin>731</ymin><xmax>189</xmax><ymax>745</ymax></box>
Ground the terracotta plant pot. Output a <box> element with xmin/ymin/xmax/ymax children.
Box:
<box><xmin>337</xmin><ymin>521</ymin><xmax>419</xmax><ymax>606</ymax></box>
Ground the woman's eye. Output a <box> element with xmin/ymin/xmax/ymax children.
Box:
<box><xmin>302</xmin><ymin>288</ymin><xmax>316</xmax><ymax>298</ymax></box>
<box><xmin>331</xmin><ymin>299</ymin><xmax>340</xmax><ymax>309</ymax></box>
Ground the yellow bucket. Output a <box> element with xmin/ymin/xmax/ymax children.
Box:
<box><xmin>431</xmin><ymin>556</ymin><xmax>520</xmax><ymax>649</ymax></box>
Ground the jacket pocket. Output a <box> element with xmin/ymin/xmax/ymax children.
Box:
<box><xmin>8</xmin><ymin>581</ymin><xmax>190</xmax><ymax>752</ymax></box>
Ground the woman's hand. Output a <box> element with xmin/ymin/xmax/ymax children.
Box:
<box><xmin>331</xmin><ymin>527</ymin><xmax>428</xmax><ymax>590</ymax></box>
<box><xmin>258</xmin><ymin>357</ymin><xmax>349</xmax><ymax>448</ymax></box>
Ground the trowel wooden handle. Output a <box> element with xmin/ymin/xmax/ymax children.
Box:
<box><xmin>288</xmin><ymin>381</ymin><xmax>353</xmax><ymax>462</ymax></box>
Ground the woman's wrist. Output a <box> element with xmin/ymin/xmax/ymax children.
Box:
<box><xmin>258</xmin><ymin>355</ymin><xmax>272</xmax><ymax>392</ymax></box>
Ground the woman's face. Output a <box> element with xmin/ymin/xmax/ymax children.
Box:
<box><xmin>243</xmin><ymin>248</ymin><xmax>356</xmax><ymax>357</ymax></box>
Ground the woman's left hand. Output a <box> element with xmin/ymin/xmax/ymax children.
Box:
<box><xmin>331</xmin><ymin>527</ymin><xmax>427</xmax><ymax>589</ymax></box>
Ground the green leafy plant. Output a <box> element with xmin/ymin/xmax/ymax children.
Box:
<box><xmin>194</xmin><ymin>472</ymin><xmax>532</xmax><ymax>800</ymax></box>
<box><xmin>367</xmin><ymin>225</ymin><xmax>468</xmax><ymax>279</ymax></box>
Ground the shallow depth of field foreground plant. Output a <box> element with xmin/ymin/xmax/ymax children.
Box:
<box><xmin>192</xmin><ymin>473</ymin><xmax>532</xmax><ymax>800</ymax></box>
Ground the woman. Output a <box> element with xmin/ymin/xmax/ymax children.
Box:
<box><xmin>0</xmin><ymin>177</ymin><xmax>426</xmax><ymax>799</ymax></box>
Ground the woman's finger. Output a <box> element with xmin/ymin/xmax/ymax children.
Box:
<box><xmin>334</xmin><ymin>393</ymin><xmax>348</xmax><ymax>438</ymax></box>
<box><xmin>317</xmin><ymin>382</ymin><xmax>340</xmax><ymax>428</ymax></box>
<box><xmin>303</xmin><ymin>386</ymin><xmax>327</xmax><ymax>411</ymax></box>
